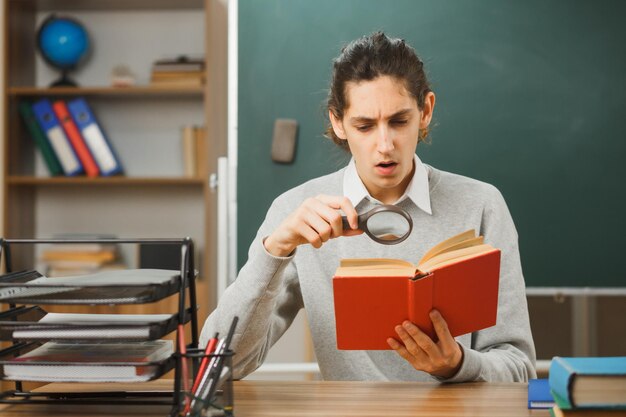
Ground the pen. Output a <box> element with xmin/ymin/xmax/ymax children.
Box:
<box><xmin>184</xmin><ymin>332</ymin><xmax>219</xmax><ymax>415</ymax></box>
<box><xmin>191</xmin><ymin>332</ymin><xmax>219</xmax><ymax>394</ymax></box>
<box><xmin>186</xmin><ymin>338</ymin><xmax>225</xmax><ymax>415</ymax></box>
<box><xmin>188</xmin><ymin>316</ymin><xmax>238</xmax><ymax>416</ymax></box>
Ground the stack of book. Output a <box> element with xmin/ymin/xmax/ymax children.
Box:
<box><xmin>19</xmin><ymin>98</ymin><xmax>123</xmax><ymax>177</ymax></box>
<box><xmin>548</xmin><ymin>356</ymin><xmax>626</xmax><ymax>416</ymax></box>
<box><xmin>41</xmin><ymin>238</ymin><xmax>124</xmax><ymax>277</ymax></box>
<box><xmin>150</xmin><ymin>55</ymin><xmax>205</xmax><ymax>88</ymax></box>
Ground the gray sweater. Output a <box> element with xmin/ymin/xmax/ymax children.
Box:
<box><xmin>200</xmin><ymin>165</ymin><xmax>537</xmax><ymax>382</ymax></box>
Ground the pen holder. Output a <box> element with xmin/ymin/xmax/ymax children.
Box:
<box><xmin>180</xmin><ymin>348</ymin><xmax>235</xmax><ymax>417</ymax></box>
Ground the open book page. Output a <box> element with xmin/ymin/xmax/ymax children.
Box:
<box><xmin>417</xmin><ymin>243</ymin><xmax>496</xmax><ymax>273</ymax></box>
<box><xmin>418</xmin><ymin>236</ymin><xmax>484</xmax><ymax>265</ymax></box>
<box><xmin>334</xmin><ymin>230</ymin><xmax>493</xmax><ymax>277</ymax></box>
<box><xmin>335</xmin><ymin>258</ymin><xmax>417</xmax><ymax>277</ymax></box>
<box><xmin>417</xmin><ymin>229</ymin><xmax>477</xmax><ymax>265</ymax></box>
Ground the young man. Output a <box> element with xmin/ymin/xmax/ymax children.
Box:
<box><xmin>201</xmin><ymin>32</ymin><xmax>536</xmax><ymax>382</ymax></box>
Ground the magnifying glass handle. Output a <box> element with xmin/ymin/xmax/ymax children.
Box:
<box><xmin>341</xmin><ymin>216</ymin><xmax>361</xmax><ymax>230</ymax></box>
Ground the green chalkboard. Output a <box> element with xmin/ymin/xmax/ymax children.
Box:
<box><xmin>238</xmin><ymin>0</ymin><xmax>626</xmax><ymax>287</ymax></box>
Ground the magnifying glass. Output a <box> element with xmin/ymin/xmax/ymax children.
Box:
<box><xmin>341</xmin><ymin>205</ymin><xmax>413</xmax><ymax>245</ymax></box>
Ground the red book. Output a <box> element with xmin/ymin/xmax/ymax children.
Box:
<box><xmin>332</xmin><ymin>230</ymin><xmax>501</xmax><ymax>350</ymax></box>
<box><xmin>52</xmin><ymin>100</ymin><xmax>100</xmax><ymax>177</ymax></box>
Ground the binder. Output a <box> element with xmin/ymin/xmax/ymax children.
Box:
<box><xmin>52</xmin><ymin>100</ymin><xmax>100</xmax><ymax>177</ymax></box>
<box><xmin>67</xmin><ymin>98</ymin><xmax>123</xmax><ymax>176</ymax></box>
<box><xmin>0</xmin><ymin>238</ymin><xmax>201</xmax><ymax>412</ymax></box>
<box><xmin>18</xmin><ymin>101</ymin><xmax>63</xmax><ymax>176</ymax></box>
<box><xmin>31</xmin><ymin>99</ymin><xmax>83</xmax><ymax>176</ymax></box>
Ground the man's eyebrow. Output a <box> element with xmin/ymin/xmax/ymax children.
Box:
<box><xmin>349</xmin><ymin>109</ymin><xmax>413</xmax><ymax>123</ymax></box>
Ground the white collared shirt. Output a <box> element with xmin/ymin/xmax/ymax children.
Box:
<box><xmin>342</xmin><ymin>154</ymin><xmax>432</xmax><ymax>214</ymax></box>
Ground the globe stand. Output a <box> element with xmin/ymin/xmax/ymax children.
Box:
<box><xmin>50</xmin><ymin>70</ymin><xmax>78</xmax><ymax>88</ymax></box>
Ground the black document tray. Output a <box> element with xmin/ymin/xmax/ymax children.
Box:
<box><xmin>0</xmin><ymin>269</ymin><xmax>186</xmax><ymax>305</ymax></box>
<box><xmin>0</xmin><ymin>306</ymin><xmax>192</xmax><ymax>342</ymax></box>
<box><xmin>0</xmin><ymin>341</ymin><xmax>176</xmax><ymax>383</ymax></box>
<box><xmin>0</xmin><ymin>237</ymin><xmax>201</xmax><ymax>416</ymax></box>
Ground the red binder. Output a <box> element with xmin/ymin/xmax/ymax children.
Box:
<box><xmin>52</xmin><ymin>100</ymin><xmax>100</xmax><ymax>177</ymax></box>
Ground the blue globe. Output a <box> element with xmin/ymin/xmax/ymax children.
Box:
<box><xmin>38</xmin><ymin>15</ymin><xmax>90</xmax><ymax>70</ymax></box>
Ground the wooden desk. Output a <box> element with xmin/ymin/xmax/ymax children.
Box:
<box><xmin>0</xmin><ymin>380</ymin><xmax>550</xmax><ymax>417</ymax></box>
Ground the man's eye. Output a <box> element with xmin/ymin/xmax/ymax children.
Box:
<box><xmin>391</xmin><ymin>120</ymin><xmax>408</xmax><ymax>126</ymax></box>
<box><xmin>356</xmin><ymin>125</ymin><xmax>372</xmax><ymax>132</ymax></box>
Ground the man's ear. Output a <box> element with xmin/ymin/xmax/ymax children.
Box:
<box><xmin>329</xmin><ymin>110</ymin><xmax>347</xmax><ymax>140</ymax></box>
<box><xmin>419</xmin><ymin>91</ymin><xmax>436</xmax><ymax>129</ymax></box>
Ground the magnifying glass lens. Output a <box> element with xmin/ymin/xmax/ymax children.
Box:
<box><xmin>366</xmin><ymin>211</ymin><xmax>411</xmax><ymax>242</ymax></box>
<box><xmin>341</xmin><ymin>204</ymin><xmax>413</xmax><ymax>245</ymax></box>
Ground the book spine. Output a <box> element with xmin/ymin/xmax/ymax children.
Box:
<box><xmin>182</xmin><ymin>125</ymin><xmax>197</xmax><ymax>177</ymax></box>
<box><xmin>550</xmin><ymin>388</ymin><xmax>573</xmax><ymax>410</ymax></box>
<box><xmin>549</xmin><ymin>357</ymin><xmax>575</xmax><ymax>407</ymax></box>
<box><xmin>52</xmin><ymin>100</ymin><xmax>100</xmax><ymax>177</ymax></box>
<box><xmin>31</xmin><ymin>99</ymin><xmax>84</xmax><ymax>176</ymax></box>
<box><xmin>18</xmin><ymin>101</ymin><xmax>63</xmax><ymax>176</ymax></box>
<box><xmin>408</xmin><ymin>274</ymin><xmax>435</xmax><ymax>340</ymax></box>
<box><xmin>196</xmin><ymin>126</ymin><xmax>208</xmax><ymax>178</ymax></box>
<box><xmin>67</xmin><ymin>98</ymin><xmax>123</xmax><ymax>176</ymax></box>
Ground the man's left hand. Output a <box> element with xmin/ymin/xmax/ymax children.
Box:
<box><xmin>387</xmin><ymin>309</ymin><xmax>463</xmax><ymax>379</ymax></box>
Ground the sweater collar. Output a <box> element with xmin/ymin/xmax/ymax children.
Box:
<box><xmin>343</xmin><ymin>154</ymin><xmax>432</xmax><ymax>215</ymax></box>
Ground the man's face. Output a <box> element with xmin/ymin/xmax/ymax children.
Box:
<box><xmin>330</xmin><ymin>75</ymin><xmax>434</xmax><ymax>204</ymax></box>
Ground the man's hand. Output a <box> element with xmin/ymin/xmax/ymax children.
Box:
<box><xmin>264</xmin><ymin>195</ymin><xmax>362</xmax><ymax>257</ymax></box>
<box><xmin>387</xmin><ymin>309</ymin><xmax>463</xmax><ymax>379</ymax></box>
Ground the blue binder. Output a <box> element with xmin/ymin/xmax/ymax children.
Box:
<box><xmin>67</xmin><ymin>98</ymin><xmax>123</xmax><ymax>176</ymax></box>
<box><xmin>31</xmin><ymin>99</ymin><xmax>83</xmax><ymax>176</ymax></box>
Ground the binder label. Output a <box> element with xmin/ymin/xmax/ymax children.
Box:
<box><xmin>48</xmin><ymin>126</ymin><xmax>80</xmax><ymax>174</ymax></box>
<box><xmin>83</xmin><ymin>124</ymin><xmax>117</xmax><ymax>173</ymax></box>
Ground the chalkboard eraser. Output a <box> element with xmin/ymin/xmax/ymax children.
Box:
<box><xmin>271</xmin><ymin>118</ymin><xmax>298</xmax><ymax>163</ymax></box>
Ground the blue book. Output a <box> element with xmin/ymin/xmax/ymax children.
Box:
<box><xmin>549</xmin><ymin>356</ymin><xmax>626</xmax><ymax>409</ymax></box>
<box><xmin>528</xmin><ymin>378</ymin><xmax>555</xmax><ymax>409</ymax></box>
<box><xmin>31</xmin><ymin>99</ymin><xmax>83</xmax><ymax>176</ymax></box>
<box><xmin>67</xmin><ymin>98</ymin><xmax>123</xmax><ymax>176</ymax></box>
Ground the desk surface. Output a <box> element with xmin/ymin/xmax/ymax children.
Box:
<box><xmin>0</xmin><ymin>380</ymin><xmax>550</xmax><ymax>417</ymax></box>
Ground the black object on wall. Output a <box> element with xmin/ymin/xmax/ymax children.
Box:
<box><xmin>238</xmin><ymin>0</ymin><xmax>626</xmax><ymax>287</ymax></box>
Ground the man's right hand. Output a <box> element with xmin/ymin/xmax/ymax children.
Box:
<box><xmin>263</xmin><ymin>195</ymin><xmax>363</xmax><ymax>257</ymax></box>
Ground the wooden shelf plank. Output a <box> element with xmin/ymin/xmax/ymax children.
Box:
<box><xmin>9</xmin><ymin>86</ymin><xmax>205</xmax><ymax>97</ymax></box>
<box><xmin>7</xmin><ymin>176</ymin><xmax>206</xmax><ymax>186</ymax></box>
<box><xmin>12</xmin><ymin>0</ymin><xmax>204</xmax><ymax>12</ymax></box>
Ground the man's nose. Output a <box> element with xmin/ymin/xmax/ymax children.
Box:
<box><xmin>376</xmin><ymin>126</ymin><xmax>394</xmax><ymax>153</ymax></box>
